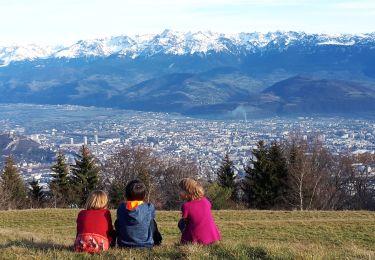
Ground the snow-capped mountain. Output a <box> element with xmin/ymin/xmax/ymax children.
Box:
<box><xmin>0</xmin><ymin>44</ymin><xmax>59</xmax><ymax>66</ymax></box>
<box><xmin>1</xmin><ymin>30</ymin><xmax>375</xmax><ymax>66</ymax></box>
<box><xmin>1</xmin><ymin>30</ymin><xmax>375</xmax><ymax>117</ymax></box>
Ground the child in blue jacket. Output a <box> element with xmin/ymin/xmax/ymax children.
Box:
<box><xmin>115</xmin><ymin>180</ymin><xmax>162</xmax><ymax>248</ymax></box>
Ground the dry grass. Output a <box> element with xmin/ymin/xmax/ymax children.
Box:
<box><xmin>0</xmin><ymin>209</ymin><xmax>374</xmax><ymax>259</ymax></box>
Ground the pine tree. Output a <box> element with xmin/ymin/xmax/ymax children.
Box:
<box><xmin>206</xmin><ymin>182</ymin><xmax>233</xmax><ymax>209</ymax></box>
<box><xmin>29</xmin><ymin>178</ymin><xmax>45</xmax><ymax>208</ymax></box>
<box><xmin>50</xmin><ymin>150</ymin><xmax>70</xmax><ymax>207</ymax></box>
<box><xmin>216</xmin><ymin>153</ymin><xmax>237</xmax><ymax>200</ymax></box>
<box><xmin>267</xmin><ymin>141</ymin><xmax>289</xmax><ymax>208</ymax></box>
<box><xmin>70</xmin><ymin>146</ymin><xmax>100</xmax><ymax>207</ymax></box>
<box><xmin>0</xmin><ymin>156</ymin><xmax>27</xmax><ymax>209</ymax></box>
<box><xmin>242</xmin><ymin>141</ymin><xmax>289</xmax><ymax>209</ymax></box>
<box><xmin>108</xmin><ymin>182</ymin><xmax>125</xmax><ymax>208</ymax></box>
<box><xmin>242</xmin><ymin>140</ymin><xmax>269</xmax><ymax>208</ymax></box>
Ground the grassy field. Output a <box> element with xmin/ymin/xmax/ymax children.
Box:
<box><xmin>0</xmin><ymin>209</ymin><xmax>374</xmax><ymax>259</ymax></box>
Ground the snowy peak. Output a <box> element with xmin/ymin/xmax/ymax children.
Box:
<box><xmin>54</xmin><ymin>36</ymin><xmax>138</xmax><ymax>58</ymax></box>
<box><xmin>0</xmin><ymin>44</ymin><xmax>57</xmax><ymax>66</ymax></box>
<box><xmin>1</xmin><ymin>30</ymin><xmax>375</xmax><ymax>66</ymax></box>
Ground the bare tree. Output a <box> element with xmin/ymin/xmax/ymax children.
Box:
<box><xmin>103</xmin><ymin>146</ymin><xmax>160</xmax><ymax>207</ymax></box>
<box><xmin>306</xmin><ymin>140</ymin><xmax>333</xmax><ymax>209</ymax></box>
<box><xmin>154</xmin><ymin>158</ymin><xmax>198</xmax><ymax>209</ymax></box>
<box><xmin>347</xmin><ymin>153</ymin><xmax>375</xmax><ymax>210</ymax></box>
<box><xmin>103</xmin><ymin>146</ymin><xmax>199</xmax><ymax>209</ymax></box>
<box><xmin>285</xmin><ymin>139</ymin><xmax>309</xmax><ymax>210</ymax></box>
<box><xmin>285</xmin><ymin>135</ymin><xmax>350</xmax><ymax>210</ymax></box>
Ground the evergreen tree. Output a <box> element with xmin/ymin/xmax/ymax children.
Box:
<box><xmin>206</xmin><ymin>182</ymin><xmax>234</xmax><ymax>209</ymax></box>
<box><xmin>50</xmin><ymin>150</ymin><xmax>70</xmax><ymax>207</ymax></box>
<box><xmin>267</xmin><ymin>141</ymin><xmax>289</xmax><ymax>208</ymax></box>
<box><xmin>108</xmin><ymin>182</ymin><xmax>125</xmax><ymax>208</ymax></box>
<box><xmin>216</xmin><ymin>153</ymin><xmax>237</xmax><ymax>200</ymax></box>
<box><xmin>242</xmin><ymin>140</ymin><xmax>269</xmax><ymax>208</ymax></box>
<box><xmin>0</xmin><ymin>156</ymin><xmax>27</xmax><ymax>209</ymax></box>
<box><xmin>29</xmin><ymin>178</ymin><xmax>45</xmax><ymax>208</ymax></box>
<box><xmin>70</xmin><ymin>146</ymin><xmax>100</xmax><ymax>207</ymax></box>
<box><xmin>242</xmin><ymin>141</ymin><xmax>289</xmax><ymax>209</ymax></box>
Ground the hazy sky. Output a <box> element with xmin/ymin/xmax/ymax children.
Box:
<box><xmin>0</xmin><ymin>0</ymin><xmax>374</xmax><ymax>45</ymax></box>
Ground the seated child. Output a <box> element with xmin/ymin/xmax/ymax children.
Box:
<box><xmin>74</xmin><ymin>190</ymin><xmax>115</xmax><ymax>253</ymax></box>
<box><xmin>178</xmin><ymin>178</ymin><xmax>221</xmax><ymax>245</ymax></box>
<box><xmin>115</xmin><ymin>180</ymin><xmax>162</xmax><ymax>248</ymax></box>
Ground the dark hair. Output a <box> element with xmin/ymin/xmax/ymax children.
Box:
<box><xmin>125</xmin><ymin>180</ymin><xmax>146</xmax><ymax>201</ymax></box>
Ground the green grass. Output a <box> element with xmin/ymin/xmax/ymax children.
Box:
<box><xmin>0</xmin><ymin>209</ymin><xmax>374</xmax><ymax>259</ymax></box>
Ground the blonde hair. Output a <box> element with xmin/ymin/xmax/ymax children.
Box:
<box><xmin>85</xmin><ymin>190</ymin><xmax>108</xmax><ymax>210</ymax></box>
<box><xmin>179</xmin><ymin>178</ymin><xmax>205</xmax><ymax>201</ymax></box>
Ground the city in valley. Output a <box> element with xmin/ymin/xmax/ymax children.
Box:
<box><xmin>0</xmin><ymin>104</ymin><xmax>374</xmax><ymax>189</ymax></box>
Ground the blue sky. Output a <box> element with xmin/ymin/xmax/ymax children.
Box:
<box><xmin>0</xmin><ymin>0</ymin><xmax>374</xmax><ymax>45</ymax></box>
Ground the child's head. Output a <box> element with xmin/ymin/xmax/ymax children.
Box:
<box><xmin>85</xmin><ymin>190</ymin><xmax>108</xmax><ymax>210</ymax></box>
<box><xmin>125</xmin><ymin>180</ymin><xmax>146</xmax><ymax>201</ymax></box>
<box><xmin>179</xmin><ymin>178</ymin><xmax>204</xmax><ymax>201</ymax></box>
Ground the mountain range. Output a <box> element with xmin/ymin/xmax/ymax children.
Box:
<box><xmin>1</xmin><ymin>30</ymin><xmax>375</xmax><ymax>117</ymax></box>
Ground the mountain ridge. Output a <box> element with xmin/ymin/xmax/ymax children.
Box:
<box><xmin>2</xmin><ymin>30</ymin><xmax>375</xmax><ymax>66</ymax></box>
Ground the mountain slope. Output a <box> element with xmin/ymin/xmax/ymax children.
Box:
<box><xmin>260</xmin><ymin>76</ymin><xmax>375</xmax><ymax>115</ymax></box>
<box><xmin>0</xmin><ymin>133</ymin><xmax>54</xmax><ymax>166</ymax></box>
<box><xmin>109</xmin><ymin>70</ymin><xmax>252</xmax><ymax>112</ymax></box>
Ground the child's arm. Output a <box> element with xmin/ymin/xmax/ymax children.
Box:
<box><xmin>152</xmin><ymin>219</ymin><xmax>163</xmax><ymax>245</ymax></box>
<box><xmin>75</xmin><ymin>211</ymin><xmax>82</xmax><ymax>238</ymax></box>
<box><xmin>106</xmin><ymin>210</ymin><xmax>114</xmax><ymax>231</ymax></box>
<box><xmin>105</xmin><ymin>210</ymin><xmax>116</xmax><ymax>247</ymax></box>
<box><xmin>178</xmin><ymin>203</ymin><xmax>189</xmax><ymax>232</ymax></box>
<box><xmin>114</xmin><ymin>219</ymin><xmax>119</xmax><ymax>236</ymax></box>
<box><xmin>150</xmin><ymin>204</ymin><xmax>162</xmax><ymax>245</ymax></box>
<box><xmin>181</xmin><ymin>203</ymin><xmax>188</xmax><ymax>219</ymax></box>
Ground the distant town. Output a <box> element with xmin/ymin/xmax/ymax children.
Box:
<box><xmin>0</xmin><ymin>104</ymin><xmax>374</xmax><ymax>189</ymax></box>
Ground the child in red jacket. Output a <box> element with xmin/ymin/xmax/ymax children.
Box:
<box><xmin>74</xmin><ymin>190</ymin><xmax>115</xmax><ymax>253</ymax></box>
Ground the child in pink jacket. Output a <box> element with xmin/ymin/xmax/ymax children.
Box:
<box><xmin>178</xmin><ymin>178</ymin><xmax>221</xmax><ymax>245</ymax></box>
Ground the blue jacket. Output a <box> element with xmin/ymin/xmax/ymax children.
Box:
<box><xmin>115</xmin><ymin>202</ymin><xmax>155</xmax><ymax>248</ymax></box>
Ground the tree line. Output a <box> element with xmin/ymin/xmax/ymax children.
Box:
<box><xmin>0</xmin><ymin>136</ymin><xmax>374</xmax><ymax>210</ymax></box>
<box><xmin>216</xmin><ymin>137</ymin><xmax>375</xmax><ymax>210</ymax></box>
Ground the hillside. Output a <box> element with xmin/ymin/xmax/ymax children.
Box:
<box><xmin>259</xmin><ymin>76</ymin><xmax>375</xmax><ymax>115</ymax></box>
<box><xmin>0</xmin><ymin>209</ymin><xmax>374</xmax><ymax>259</ymax></box>
<box><xmin>0</xmin><ymin>133</ymin><xmax>54</xmax><ymax>166</ymax></box>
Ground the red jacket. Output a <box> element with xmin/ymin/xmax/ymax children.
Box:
<box><xmin>76</xmin><ymin>209</ymin><xmax>115</xmax><ymax>244</ymax></box>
